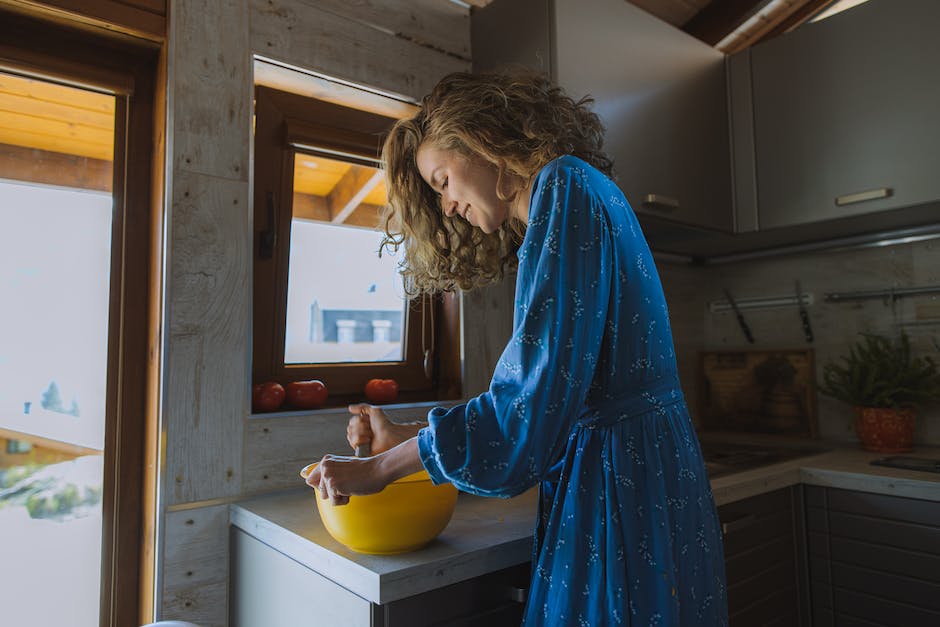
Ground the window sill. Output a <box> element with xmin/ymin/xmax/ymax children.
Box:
<box><xmin>248</xmin><ymin>399</ymin><xmax>463</xmax><ymax>420</ymax></box>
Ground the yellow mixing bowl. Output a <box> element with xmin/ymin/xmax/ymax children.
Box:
<box><xmin>305</xmin><ymin>466</ymin><xmax>458</xmax><ymax>555</ymax></box>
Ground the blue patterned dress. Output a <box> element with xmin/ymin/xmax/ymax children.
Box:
<box><xmin>417</xmin><ymin>156</ymin><xmax>727</xmax><ymax>626</ymax></box>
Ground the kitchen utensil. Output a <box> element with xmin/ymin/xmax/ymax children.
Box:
<box><xmin>303</xmin><ymin>462</ymin><xmax>458</xmax><ymax>554</ymax></box>
<box><xmin>722</xmin><ymin>288</ymin><xmax>755</xmax><ymax>343</ymax></box>
<box><xmin>795</xmin><ymin>280</ymin><xmax>813</xmax><ymax>343</ymax></box>
<box><xmin>354</xmin><ymin>407</ymin><xmax>371</xmax><ymax>457</ymax></box>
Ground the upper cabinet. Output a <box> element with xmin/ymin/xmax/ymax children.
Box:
<box><xmin>731</xmin><ymin>0</ymin><xmax>940</xmax><ymax>232</ymax></box>
<box><xmin>472</xmin><ymin>0</ymin><xmax>732</xmax><ymax>231</ymax></box>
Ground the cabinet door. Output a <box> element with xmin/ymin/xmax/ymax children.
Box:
<box><xmin>472</xmin><ymin>0</ymin><xmax>732</xmax><ymax>231</ymax></box>
<box><xmin>718</xmin><ymin>487</ymin><xmax>808</xmax><ymax>627</ymax></box>
<box><xmin>750</xmin><ymin>0</ymin><xmax>940</xmax><ymax>229</ymax></box>
<box><xmin>554</xmin><ymin>0</ymin><xmax>732</xmax><ymax>230</ymax></box>
<box><xmin>231</xmin><ymin>529</ymin><xmax>372</xmax><ymax>627</ymax></box>
<box><xmin>805</xmin><ymin>486</ymin><xmax>940</xmax><ymax>627</ymax></box>
<box><xmin>379</xmin><ymin>562</ymin><xmax>529</xmax><ymax>627</ymax></box>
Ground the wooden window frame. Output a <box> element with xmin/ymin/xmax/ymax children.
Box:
<box><xmin>252</xmin><ymin>86</ymin><xmax>461</xmax><ymax>406</ymax></box>
<box><xmin>0</xmin><ymin>8</ymin><xmax>159</xmax><ymax>627</ymax></box>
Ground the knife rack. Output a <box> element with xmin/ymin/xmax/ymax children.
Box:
<box><xmin>709</xmin><ymin>293</ymin><xmax>813</xmax><ymax>313</ymax></box>
<box><xmin>823</xmin><ymin>283</ymin><xmax>940</xmax><ymax>303</ymax></box>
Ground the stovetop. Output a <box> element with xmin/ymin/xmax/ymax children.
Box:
<box><xmin>871</xmin><ymin>456</ymin><xmax>940</xmax><ymax>474</ymax></box>
<box><xmin>700</xmin><ymin>441</ymin><xmax>829</xmax><ymax>478</ymax></box>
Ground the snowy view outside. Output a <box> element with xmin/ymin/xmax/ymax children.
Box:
<box><xmin>286</xmin><ymin>219</ymin><xmax>407</xmax><ymax>364</ymax></box>
<box><xmin>0</xmin><ymin>179</ymin><xmax>110</xmax><ymax>625</ymax></box>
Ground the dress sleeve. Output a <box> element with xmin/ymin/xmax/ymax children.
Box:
<box><xmin>417</xmin><ymin>159</ymin><xmax>614</xmax><ymax>497</ymax></box>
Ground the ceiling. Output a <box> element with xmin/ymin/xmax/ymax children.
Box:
<box><xmin>0</xmin><ymin>72</ymin><xmax>114</xmax><ymax>161</ymax></box>
<box><xmin>629</xmin><ymin>0</ymin><xmax>835</xmax><ymax>52</ymax></box>
<box><xmin>465</xmin><ymin>0</ymin><xmax>846</xmax><ymax>54</ymax></box>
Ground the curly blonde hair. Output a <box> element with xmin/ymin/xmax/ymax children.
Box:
<box><xmin>381</xmin><ymin>70</ymin><xmax>613</xmax><ymax>295</ymax></box>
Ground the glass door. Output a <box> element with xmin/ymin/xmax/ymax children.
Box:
<box><xmin>0</xmin><ymin>70</ymin><xmax>115</xmax><ymax>626</ymax></box>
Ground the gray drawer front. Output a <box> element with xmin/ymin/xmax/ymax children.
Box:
<box><xmin>805</xmin><ymin>486</ymin><xmax>940</xmax><ymax>627</ymax></box>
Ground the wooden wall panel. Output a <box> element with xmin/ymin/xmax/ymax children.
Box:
<box><xmin>162</xmin><ymin>505</ymin><xmax>230</xmax><ymax>627</ymax></box>
<box><xmin>460</xmin><ymin>275</ymin><xmax>516</xmax><ymax>397</ymax></box>
<box><xmin>169</xmin><ymin>0</ymin><xmax>251</xmax><ymax>181</ymax></box>
<box><xmin>243</xmin><ymin>411</ymin><xmax>352</xmax><ymax>495</ymax></box>
<box><xmin>164</xmin><ymin>170</ymin><xmax>250</xmax><ymax>505</ymax></box>
<box><xmin>250</xmin><ymin>0</ymin><xmax>470</xmax><ymax>103</ymax></box>
<box><xmin>157</xmin><ymin>0</ymin><xmax>474</xmax><ymax>621</ymax></box>
<box><xmin>243</xmin><ymin>404</ymin><xmax>450</xmax><ymax>494</ymax></box>
<box><xmin>294</xmin><ymin>0</ymin><xmax>471</xmax><ymax>61</ymax></box>
<box><xmin>0</xmin><ymin>142</ymin><xmax>112</xmax><ymax>190</ymax></box>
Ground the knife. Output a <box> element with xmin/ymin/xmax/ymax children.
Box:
<box><xmin>795</xmin><ymin>280</ymin><xmax>813</xmax><ymax>343</ymax></box>
<box><xmin>723</xmin><ymin>288</ymin><xmax>755</xmax><ymax>344</ymax></box>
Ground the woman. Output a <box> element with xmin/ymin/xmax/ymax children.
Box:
<box><xmin>305</xmin><ymin>71</ymin><xmax>728</xmax><ymax>626</ymax></box>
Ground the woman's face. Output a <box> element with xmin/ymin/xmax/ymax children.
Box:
<box><xmin>415</xmin><ymin>142</ymin><xmax>513</xmax><ymax>234</ymax></box>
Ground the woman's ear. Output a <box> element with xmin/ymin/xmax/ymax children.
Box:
<box><xmin>495</xmin><ymin>164</ymin><xmax>520</xmax><ymax>201</ymax></box>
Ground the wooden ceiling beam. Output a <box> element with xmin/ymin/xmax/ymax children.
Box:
<box><xmin>681</xmin><ymin>0</ymin><xmax>768</xmax><ymax>46</ymax></box>
<box><xmin>757</xmin><ymin>0</ymin><xmax>834</xmax><ymax>41</ymax></box>
<box><xmin>328</xmin><ymin>165</ymin><xmax>384</xmax><ymax>224</ymax></box>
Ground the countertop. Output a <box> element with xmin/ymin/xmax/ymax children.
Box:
<box><xmin>230</xmin><ymin>440</ymin><xmax>940</xmax><ymax>605</ymax></box>
<box><xmin>230</xmin><ymin>486</ymin><xmax>538</xmax><ymax>604</ymax></box>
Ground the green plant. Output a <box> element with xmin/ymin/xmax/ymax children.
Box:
<box><xmin>820</xmin><ymin>332</ymin><xmax>940</xmax><ymax>409</ymax></box>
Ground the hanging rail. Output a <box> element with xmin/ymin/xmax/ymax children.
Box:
<box><xmin>709</xmin><ymin>293</ymin><xmax>813</xmax><ymax>313</ymax></box>
<box><xmin>824</xmin><ymin>284</ymin><xmax>940</xmax><ymax>303</ymax></box>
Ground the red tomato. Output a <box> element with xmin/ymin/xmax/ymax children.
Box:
<box><xmin>285</xmin><ymin>379</ymin><xmax>329</xmax><ymax>409</ymax></box>
<box><xmin>252</xmin><ymin>381</ymin><xmax>285</xmax><ymax>413</ymax></box>
<box><xmin>364</xmin><ymin>378</ymin><xmax>399</xmax><ymax>404</ymax></box>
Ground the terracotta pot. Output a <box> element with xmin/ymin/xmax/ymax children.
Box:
<box><xmin>854</xmin><ymin>406</ymin><xmax>916</xmax><ymax>453</ymax></box>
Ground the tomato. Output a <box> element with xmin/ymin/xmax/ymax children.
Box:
<box><xmin>286</xmin><ymin>379</ymin><xmax>329</xmax><ymax>409</ymax></box>
<box><xmin>364</xmin><ymin>378</ymin><xmax>399</xmax><ymax>404</ymax></box>
<box><xmin>252</xmin><ymin>381</ymin><xmax>285</xmax><ymax>413</ymax></box>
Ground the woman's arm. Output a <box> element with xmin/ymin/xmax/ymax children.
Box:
<box><xmin>304</xmin><ymin>436</ymin><xmax>424</xmax><ymax>505</ymax></box>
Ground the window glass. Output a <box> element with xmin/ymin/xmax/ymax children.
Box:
<box><xmin>286</xmin><ymin>152</ymin><xmax>407</xmax><ymax>365</ymax></box>
<box><xmin>253</xmin><ymin>86</ymin><xmax>460</xmax><ymax>403</ymax></box>
<box><xmin>0</xmin><ymin>71</ymin><xmax>112</xmax><ymax>626</ymax></box>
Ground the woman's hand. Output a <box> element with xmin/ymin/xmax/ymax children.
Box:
<box><xmin>346</xmin><ymin>403</ymin><xmax>424</xmax><ymax>454</ymax></box>
<box><xmin>301</xmin><ymin>438</ymin><xmax>425</xmax><ymax>506</ymax></box>
<box><xmin>302</xmin><ymin>454</ymin><xmax>389</xmax><ymax>506</ymax></box>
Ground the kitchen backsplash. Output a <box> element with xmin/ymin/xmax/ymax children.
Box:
<box><xmin>659</xmin><ymin>237</ymin><xmax>940</xmax><ymax>446</ymax></box>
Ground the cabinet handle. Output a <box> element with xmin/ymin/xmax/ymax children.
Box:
<box><xmin>721</xmin><ymin>513</ymin><xmax>757</xmax><ymax>535</ymax></box>
<box><xmin>505</xmin><ymin>586</ymin><xmax>528</xmax><ymax>603</ymax></box>
<box><xmin>642</xmin><ymin>194</ymin><xmax>680</xmax><ymax>210</ymax></box>
<box><xmin>835</xmin><ymin>187</ymin><xmax>892</xmax><ymax>206</ymax></box>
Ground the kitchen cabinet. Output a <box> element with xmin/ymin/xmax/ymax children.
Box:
<box><xmin>730</xmin><ymin>0</ymin><xmax>940</xmax><ymax>232</ymax></box>
<box><xmin>718</xmin><ymin>486</ymin><xmax>810</xmax><ymax>626</ymax></box>
<box><xmin>231</xmin><ymin>528</ymin><xmax>529</xmax><ymax>626</ymax></box>
<box><xmin>472</xmin><ymin>0</ymin><xmax>732</xmax><ymax>231</ymax></box>
<box><xmin>804</xmin><ymin>486</ymin><xmax>940</xmax><ymax>627</ymax></box>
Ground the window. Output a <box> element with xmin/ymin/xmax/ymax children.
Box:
<box><xmin>0</xmin><ymin>8</ymin><xmax>157</xmax><ymax>627</ymax></box>
<box><xmin>252</xmin><ymin>86</ymin><xmax>460</xmax><ymax>406</ymax></box>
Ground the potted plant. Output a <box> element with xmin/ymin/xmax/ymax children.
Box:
<box><xmin>819</xmin><ymin>332</ymin><xmax>940</xmax><ymax>453</ymax></box>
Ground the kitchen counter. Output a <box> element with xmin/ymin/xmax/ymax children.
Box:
<box><xmin>230</xmin><ymin>441</ymin><xmax>940</xmax><ymax>605</ymax></box>
<box><xmin>700</xmin><ymin>435</ymin><xmax>940</xmax><ymax>506</ymax></box>
<box><xmin>230</xmin><ymin>486</ymin><xmax>538</xmax><ymax>605</ymax></box>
